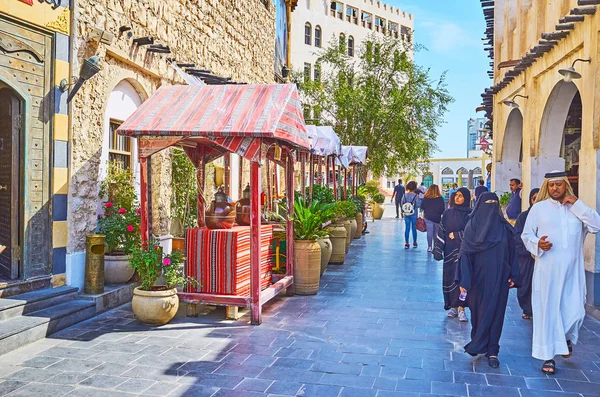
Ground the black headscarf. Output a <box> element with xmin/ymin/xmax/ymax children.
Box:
<box><xmin>527</xmin><ymin>188</ymin><xmax>540</xmax><ymax>209</ymax></box>
<box><xmin>459</xmin><ymin>191</ymin><xmax>513</xmax><ymax>255</ymax></box>
<box><xmin>443</xmin><ymin>188</ymin><xmax>471</xmax><ymax>233</ymax></box>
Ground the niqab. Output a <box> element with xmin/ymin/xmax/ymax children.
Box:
<box><xmin>460</xmin><ymin>192</ymin><xmax>513</xmax><ymax>255</ymax></box>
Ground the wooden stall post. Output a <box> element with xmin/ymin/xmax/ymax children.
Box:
<box><xmin>139</xmin><ymin>156</ymin><xmax>149</xmax><ymax>245</ymax></box>
<box><xmin>332</xmin><ymin>155</ymin><xmax>337</xmax><ymax>199</ymax></box>
<box><xmin>344</xmin><ymin>169</ymin><xmax>347</xmax><ymax>200</ymax></box>
<box><xmin>309</xmin><ymin>153</ymin><xmax>313</xmax><ymax>200</ymax></box>
<box><xmin>266</xmin><ymin>159</ymin><xmax>271</xmax><ymax>212</ymax></box>
<box><xmin>286</xmin><ymin>152</ymin><xmax>295</xmax><ymax>296</ymax></box>
<box><xmin>196</xmin><ymin>145</ymin><xmax>206</xmax><ymax>228</ymax></box>
<box><xmin>325</xmin><ymin>155</ymin><xmax>330</xmax><ymax>187</ymax></box>
<box><xmin>250</xmin><ymin>159</ymin><xmax>262</xmax><ymax>325</ymax></box>
<box><xmin>300</xmin><ymin>153</ymin><xmax>306</xmax><ymax>197</ymax></box>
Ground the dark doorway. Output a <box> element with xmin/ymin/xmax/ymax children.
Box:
<box><xmin>0</xmin><ymin>87</ymin><xmax>22</xmax><ymax>280</ymax></box>
<box><xmin>562</xmin><ymin>91</ymin><xmax>581</xmax><ymax>196</ymax></box>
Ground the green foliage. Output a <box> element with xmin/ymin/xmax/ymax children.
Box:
<box><xmin>336</xmin><ymin>200</ymin><xmax>358</xmax><ymax>218</ymax></box>
<box><xmin>351</xmin><ymin>195</ymin><xmax>366</xmax><ymax>214</ymax></box>
<box><xmin>498</xmin><ymin>191</ymin><xmax>512</xmax><ymax>208</ymax></box>
<box><xmin>298</xmin><ymin>34</ymin><xmax>453</xmax><ymax>177</ymax></box>
<box><xmin>373</xmin><ymin>193</ymin><xmax>386</xmax><ymax>204</ymax></box>
<box><xmin>98</xmin><ymin>163</ymin><xmax>140</xmax><ymax>254</ymax></box>
<box><xmin>171</xmin><ymin>148</ymin><xmax>198</xmax><ymax>230</ymax></box>
<box><xmin>129</xmin><ymin>240</ymin><xmax>197</xmax><ymax>291</ymax></box>
<box><xmin>306</xmin><ymin>184</ymin><xmax>335</xmax><ymax>204</ymax></box>
<box><xmin>293</xmin><ymin>197</ymin><xmax>330</xmax><ymax>240</ymax></box>
<box><xmin>359</xmin><ymin>183</ymin><xmax>380</xmax><ymax>200</ymax></box>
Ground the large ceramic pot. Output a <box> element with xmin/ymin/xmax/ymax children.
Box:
<box><xmin>132</xmin><ymin>287</ymin><xmax>179</xmax><ymax>326</ymax></box>
<box><xmin>349</xmin><ymin>219</ymin><xmax>358</xmax><ymax>241</ymax></box>
<box><xmin>104</xmin><ymin>254</ymin><xmax>134</xmax><ymax>284</ymax></box>
<box><xmin>235</xmin><ymin>184</ymin><xmax>251</xmax><ymax>226</ymax></box>
<box><xmin>343</xmin><ymin>220</ymin><xmax>352</xmax><ymax>253</ymax></box>
<box><xmin>354</xmin><ymin>212</ymin><xmax>363</xmax><ymax>239</ymax></box>
<box><xmin>372</xmin><ymin>203</ymin><xmax>384</xmax><ymax>220</ymax></box>
<box><xmin>293</xmin><ymin>240</ymin><xmax>321</xmax><ymax>295</ymax></box>
<box><xmin>327</xmin><ymin>223</ymin><xmax>347</xmax><ymax>264</ymax></box>
<box><xmin>316</xmin><ymin>236</ymin><xmax>332</xmax><ymax>276</ymax></box>
<box><xmin>206</xmin><ymin>186</ymin><xmax>236</xmax><ymax>229</ymax></box>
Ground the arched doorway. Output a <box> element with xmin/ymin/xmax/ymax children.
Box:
<box><xmin>0</xmin><ymin>85</ymin><xmax>23</xmax><ymax>280</ymax></box>
<box><xmin>536</xmin><ymin>81</ymin><xmax>581</xmax><ymax>192</ymax></box>
<box><xmin>496</xmin><ymin>108</ymin><xmax>523</xmax><ymax>192</ymax></box>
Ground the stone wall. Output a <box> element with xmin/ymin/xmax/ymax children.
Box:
<box><xmin>69</xmin><ymin>0</ymin><xmax>276</xmax><ymax>253</ymax></box>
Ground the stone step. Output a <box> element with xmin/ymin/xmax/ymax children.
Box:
<box><xmin>0</xmin><ymin>286</ymin><xmax>80</xmax><ymax>322</ymax></box>
<box><xmin>0</xmin><ymin>299</ymin><xmax>96</xmax><ymax>356</ymax></box>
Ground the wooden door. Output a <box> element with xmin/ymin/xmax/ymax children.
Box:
<box><xmin>0</xmin><ymin>88</ymin><xmax>21</xmax><ymax>280</ymax></box>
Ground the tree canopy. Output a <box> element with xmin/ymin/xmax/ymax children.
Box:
<box><xmin>299</xmin><ymin>34</ymin><xmax>453</xmax><ymax>177</ymax></box>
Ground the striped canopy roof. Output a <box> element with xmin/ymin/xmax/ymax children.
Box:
<box><xmin>117</xmin><ymin>84</ymin><xmax>310</xmax><ymax>150</ymax></box>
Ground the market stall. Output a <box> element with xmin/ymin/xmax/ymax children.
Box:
<box><xmin>342</xmin><ymin>145</ymin><xmax>368</xmax><ymax>197</ymax></box>
<box><xmin>305</xmin><ymin>125</ymin><xmax>343</xmax><ymax>198</ymax></box>
<box><xmin>117</xmin><ymin>84</ymin><xmax>310</xmax><ymax>325</ymax></box>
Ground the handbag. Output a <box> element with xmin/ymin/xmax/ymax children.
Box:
<box><xmin>416</xmin><ymin>216</ymin><xmax>427</xmax><ymax>233</ymax></box>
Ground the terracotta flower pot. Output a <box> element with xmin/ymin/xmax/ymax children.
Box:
<box><xmin>293</xmin><ymin>240</ymin><xmax>321</xmax><ymax>295</ymax></box>
<box><xmin>327</xmin><ymin>223</ymin><xmax>347</xmax><ymax>264</ymax></box>
<box><xmin>354</xmin><ymin>212</ymin><xmax>363</xmax><ymax>239</ymax></box>
<box><xmin>132</xmin><ymin>286</ymin><xmax>179</xmax><ymax>326</ymax></box>
<box><xmin>104</xmin><ymin>254</ymin><xmax>134</xmax><ymax>284</ymax></box>
<box><xmin>316</xmin><ymin>236</ymin><xmax>332</xmax><ymax>276</ymax></box>
<box><xmin>343</xmin><ymin>220</ymin><xmax>352</xmax><ymax>253</ymax></box>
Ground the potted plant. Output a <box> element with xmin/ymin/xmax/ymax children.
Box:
<box><xmin>498</xmin><ymin>191</ymin><xmax>512</xmax><ymax>218</ymax></box>
<box><xmin>325</xmin><ymin>202</ymin><xmax>348</xmax><ymax>264</ymax></box>
<box><xmin>98</xmin><ymin>164</ymin><xmax>140</xmax><ymax>284</ymax></box>
<box><xmin>130</xmin><ymin>242</ymin><xmax>196</xmax><ymax>325</ymax></box>
<box><xmin>308</xmin><ymin>200</ymin><xmax>334</xmax><ymax>276</ymax></box>
<box><xmin>372</xmin><ymin>192</ymin><xmax>386</xmax><ymax>220</ymax></box>
<box><xmin>336</xmin><ymin>201</ymin><xmax>357</xmax><ymax>252</ymax></box>
<box><xmin>292</xmin><ymin>197</ymin><xmax>324</xmax><ymax>295</ymax></box>
<box><xmin>351</xmin><ymin>194</ymin><xmax>366</xmax><ymax>239</ymax></box>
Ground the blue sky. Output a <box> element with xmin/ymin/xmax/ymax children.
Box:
<box><xmin>390</xmin><ymin>0</ymin><xmax>491</xmax><ymax>158</ymax></box>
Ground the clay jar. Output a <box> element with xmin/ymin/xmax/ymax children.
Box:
<box><xmin>206</xmin><ymin>187</ymin><xmax>236</xmax><ymax>229</ymax></box>
<box><xmin>235</xmin><ymin>184</ymin><xmax>251</xmax><ymax>226</ymax></box>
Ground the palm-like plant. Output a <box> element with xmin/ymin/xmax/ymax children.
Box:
<box><xmin>293</xmin><ymin>197</ymin><xmax>331</xmax><ymax>240</ymax></box>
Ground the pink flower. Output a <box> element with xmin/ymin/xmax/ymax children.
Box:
<box><xmin>136</xmin><ymin>209</ymin><xmax>141</xmax><ymax>215</ymax></box>
<box><xmin>126</xmin><ymin>225</ymin><xmax>134</xmax><ymax>233</ymax></box>
<box><xmin>163</xmin><ymin>258</ymin><xmax>171</xmax><ymax>266</ymax></box>
<box><xmin>154</xmin><ymin>245</ymin><xmax>160</xmax><ymax>250</ymax></box>
<box><xmin>97</xmin><ymin>213</ymin><xmax>102</xmax><ymax>219</ymax></box>
<box><xmin>105</xmin><ymin>202</ymin><xmax>113</xmax><ymax>209</ymax></box>
<box><xmin>118</xmin><ymin>208</ymin><xmax>127</xmax><ymax>214</ymax></box>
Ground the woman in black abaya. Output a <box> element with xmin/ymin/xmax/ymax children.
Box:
<box><xmin>457</xmin><ymin>192</ymin><xmax>519</xmax><ymax>368</ymax></box>
<box><xmin>513</xmin><ymin>188</ymin><xmax>539</xmax><ymax>320</ymax></box>
<box><xmin>434</xmin><ymin>188</ymin><xmax>471</xmax><ymax>322</ymax></box>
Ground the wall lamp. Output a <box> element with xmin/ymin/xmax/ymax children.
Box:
<box><xmin>559</xmin><ymin>58</ymin><xmax>591</xmax><ymax>82</ymax></box>
<box><xmin>503</xmin><ymin>94</ymin><xmax>528</xmax><ymax>109</ymax></box>
<box><xmin>60</xmin><ymin>55</ymin><xmax>101</xmax><ymax>103</ymax></box>
<box><xmin>281</xmin><ymin>66</ymin><xmax>289</xmax><ymax>79</ymax></box>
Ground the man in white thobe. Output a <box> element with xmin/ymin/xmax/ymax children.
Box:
<box><xmin>521</xmin><ymin>170</ymin><xmax>600</xmax><ymax>374</ymax></box>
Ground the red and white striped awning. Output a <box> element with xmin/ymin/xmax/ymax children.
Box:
<box><xmin>117</xmin><ymin>84</ymin><xmax>309</xmax><ymax>160</ymax></box>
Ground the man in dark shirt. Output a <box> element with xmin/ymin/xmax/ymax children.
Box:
<box><xmin>505</xmin><ymin>178</ymin><xmax>522</xmax><ymax>225</ymax></box>
<box><xmin>474</xmin><ymin>179</ymin><xmax>488</xmax><ymax>203</ymax></box>
<box><xmin>391</xmin><ymin>179</ymin><xmax>405</xmax><ymax>218</ymax></box>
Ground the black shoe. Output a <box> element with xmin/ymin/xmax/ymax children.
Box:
<box><xmin>395</xmin><ymin>215</ymin><xmax>399</xmax><ymax>218</ymax></box>
<box><xmin>488</xmin><ymin>356</ymin><xmax>499</xmax><ymax>368</ymax></box>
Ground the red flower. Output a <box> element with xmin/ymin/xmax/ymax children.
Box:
<box><xmin>163</xmin><ymin>258</ymin><xmax>171</xmax><ymax>267</ymax></box>
<box><xmin>136</xmin><ymin>209</ymin><xmax>141</xmax><ymax>215</ymax></box>
<box><xmin>126</xmin><ymin>225</ymin><xmax>134</xmax><ymax>233</ymax></box>
<box><xmin>118</xmin><ymin>208</ymin><xmax>127</xmax><ymax>214</ymax></box>
<box><xmin>105</xmin><ymin>202</ymin><xmax>113</xmax><ymax>209</ymax></box>
<box><xmin>154</xmin><ymin>245</ymin><xmax>160</xmax><ymax>250</ymax></box>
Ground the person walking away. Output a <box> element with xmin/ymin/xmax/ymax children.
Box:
<box><xmin>505</xmin><ymin>178</ymin><xmax>522</xmax><ymax>225</ymax></box>
<box><xmin>401</xmin><ymin>181</ymin><xmax>419</xmax><ymax>249</ymax></box>
<box><xmin>474</xmin><ymin>179</ymin><xmax>488</xmax><ymax>203</ymax></box>
<box><xmin>420</xmin><ymin>184</ymin><xmax>445</xmax><ymax>252</ymax></box>
<box><xmin>434</xmin><ymin>187</ymin><xmax>471</xmax><ymax>322</ymax></box>
<box><xmin>391</xmin><ymin>179</ymin><xmax>405</xmax><ymax>219</ymax></box>
<box><xmin>456</xmin><ymin>192</ymin><xmax>519</xmax><ymax>368</ymax></box>
<box><xmin>521</xmin><ymin>171</ymin><xmax>600</xmax><ymax>375</ymax></box>
<box><xmin>417</xmin><ymin>181</ymin><xmax>426</xmax><ymax>207</ymax></box>
<box><xmin>513</xmin><ymin>188</ymin><xmax>540</xmax><ymax>320</ymax></box>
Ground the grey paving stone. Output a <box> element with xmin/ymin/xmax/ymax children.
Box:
<box><xmin>38</xmin><ymin>347</ymin><xmax>91</xmax><ymax>359</ymax></box>
<box><xmin>215</xmin><ymin>363</ymin><xmax>265</xmax><ymax>378</ymax></box>
<box><xmin>467</xmin><ymin>384</ymin><xmax>520</xmax><ymax>397</ymax></box>
<box><xmin>114</xmin><ymin>378</ymin><xmax>155</xmax><ymax>393</ymax></box>
<box><xmin>272</xmin><ymin>358</ymin><xmax>315</xmax><ymax>370</ymax></box>
<box><xmin>46</xmin><ymin>372</ymin><xmax>91</xmax><ymax>385</ymax></box>
<box><xmin>4</xmin><ymin>382</ymin><xmax>73</xmax><ymax>397</ymax></box>
<box><xmin>20</xmin><ymin>356</ymin><xmax>62</xmax><ymax>368</ymax></box>
<box><xmin>452</xmin><ymin>371</ymin><xmax>486</xmax><ymax>385</ymax></box>
<box><xmin>405</xmin><ymin>368</ymin><xmax>453</xmax><ymax>382</ymax></box>
<box><xmin>296</xmin><ymin>383</ymin><xmax>342</xmax><ymax>397</ymax></box>
<box><xmin>275</xmin><ymin>348</ymin><xmax>313</xmax><ymax>359</ymax></box>
<box><xmin>258</xmin><ymin>367</ymin><xmax>323</xmax><ymax>384</ymax></box>
<box><xmin>394</xmin><ymin>379</ymin><xmax>431</xmax><ymax>393</ymax></box>
<box><xmin>373</xmin><ymin>376</ymin><xmax>397</xmax><ymax>391</ymax></box>
<box><xmin>310</xmin><ymin>361</ymin><xmax>362</xmax><ymax>375</ymax></box>
<box><xmin>524</xmin><ymin>377</ymin><xmax>561</xmax><ymax>391</ymax></box>
<box><xmin>519</xmin><ymin>390</ymin><xmax>583</xmax><ymax>397</ymax></box>
<box><xmin>212</xmin><ymin>389</ymin><xmax>265</xmax><ymax>397</ymax></box>
<box><xmin>319</xmin><ymin>373</ymin><xmax>375</xmax><ymax>388</ymax></box>
<box><xmin>265</xmin><ymin>381</ymin><xmax>302</xmax><ymax>395</ymax></box>
<box><xmin>178</xmin><ymin>373</ymin><xmax>243</xmax><ymax>389</ymax></box>
<box><xmin>6</xmin><ymin>368</ymin><xmax>56</xmax><ymax>382</ymax></box>
<box><xmin>485</xmin><ymin>374</ymin><xmax>526</xmax><ymax>388</ymax></box>
<box><xmin>430</xmin><ymin>381</ymin><xmax>467</xmax><ymax>396</ymax></box>
<box><xmin>242</xmin><ymin>355</ymin><xmax>277</xmax><ymax>368</ymax></box>
<box><xmin>376</xmin><ymin>390</ymin><xmax>420</xmax><ymax>397</ymax></box>
<box><xmin>78</xmin><ymin>374</ymin><xmax>128</xmax><ymax>389</ymax></box>
<box><xmin>0</xmin><ymin>380</ymin><xmax>26</xmax><ymax>395</ymax></box>
<box><xmin>86</xmin><ymin>362</ymin><xmax>135</xmax><ymax>376</ymax></box>
<box><xmin>46</xmin><ymin>358</ymin><xmax>103</xmax><ymax>373</ymax></box>
<box><xmin>339</xmin><ymin>386</ymin><xmax>377</xmax><ymax>396</ymax></box>
<box><xmin>143</xmin><ymin>381</ymin><xmax>182</xmax><ymax>396</ymax></box>
<box><xmin>235</xmin><ymin>378</ymin><xmax>274</xmax><ymax>392</ymax></box>
<box><xmin>558</xmin><ymin>379</ymin><xmax>600</xmax><ymax>394</ymax></box>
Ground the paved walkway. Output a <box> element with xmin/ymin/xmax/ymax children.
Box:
<box><xmin>2</xmin><ymin>208</ymin><xmax>600</xmax><ymax>396</ymax></box>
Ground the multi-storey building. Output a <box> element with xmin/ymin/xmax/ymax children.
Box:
<box><xmin>467</xmin><ymin>118</ymin><xmax>488</xmax><ymax>159</ymax></box>
<box><xmin>291</xmin><ymin>0</ymin><xmax>413</xmax><ymax>118</ymax></box>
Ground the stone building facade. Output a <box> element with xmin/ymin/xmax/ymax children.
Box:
<box><xmin>65</xmin><ymin>0</ymin><xmax>277</xmax><ymax>288</ymax></box>
<box><xmin>488</xmin><ymin>0</ymin><xmax>600</xmax><ymax>305</ymax></box>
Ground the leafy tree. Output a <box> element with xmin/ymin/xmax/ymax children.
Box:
<box><xmin>299</xmin><ymin>34</ymin><xmax>453</xmax><ymax>177</ymax></box>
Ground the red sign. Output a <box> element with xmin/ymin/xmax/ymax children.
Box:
<box><xmin>18</xmin><ymin>0</ymin><xmax>34</xmax><ymax>5</ymax></box>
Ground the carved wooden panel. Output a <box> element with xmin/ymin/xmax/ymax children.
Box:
<box><xmin>0</xmin><ymin>16</ymin><xmax>52</xmax><ymax>279</ymax></box>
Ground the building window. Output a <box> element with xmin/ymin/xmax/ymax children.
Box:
<box><xmin>314</xmin><ymin>62</ymin><xmax>321</xmax><ymax>81</ymax></box>
<box><xmin>346</xmin><ymin>6</ymin><xmax>358</xmax><ymax>24</ymax></box>
<box><xmin>388</xmin><ymin>21</ymin><xmax>399</xmax><ymax>37</ymax></box>
<box><xmin>441</xmin><ymin>167</ymin><xmax>453</xmax><ymax>175</ymax></box>
<box><xmin>401</xmin><ymin>25</ymin><xmax>412</xmax><ymax>42</ymax></box>
<box><xmin>108</xmin><ymin>120</ymin><xmax>132</xmax><ymax>169</ymax></box>
<box><xmin>315</xmin><ymin>25</ymin><xmax>322</xmax><ymax>47</ymax></box>
<box><xmin>330</xmin><ymin>1</ymin><xmax>343</xmax><ymax>19</ymax></box>
<box><xmin>375</xmin><ymin>16</ymin><xmax>385</xmax><ymax>33</ymax></box>
<box><xmin>348</xmin><ymin>36</ymin><xmax>354</xmax><ymax>56</ymax></box>
<box><xmin>361</xmin><ymin>11</ymin><xmax>372</xmax><ymax>29</ymax></box>
<box><xmin>304</xmin><ymin>62</ymin><xmax>311</xmax><ymax>82</ymax></box>
<box><xmin>304</xmin><ymin>22</ymin><xmax>312</xmax><ymax>45</ymax></box>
